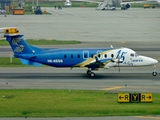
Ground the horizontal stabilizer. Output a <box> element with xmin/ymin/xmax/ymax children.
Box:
<box><xmin>20</xmin><ymin>58</ymin><xmax>42</xmax><ymax>66</ymax></box>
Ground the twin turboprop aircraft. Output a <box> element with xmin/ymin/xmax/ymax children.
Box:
<box><xmin>3</xmin><ymin>28</ymin><xmax>158</xmax><ymax>77</ymax></box>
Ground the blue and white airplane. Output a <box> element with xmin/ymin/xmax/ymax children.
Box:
<box><xmin>3</xmin><ymin>28</ymin><xmax>158</xmax><ymax>77</ymax></box>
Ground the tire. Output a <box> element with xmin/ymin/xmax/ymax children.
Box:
<box><xmin>152</xmin><ymin>72</ymin><xmax>157</xmax><ymax>76</ymax></box>
<box><xmin>90</xmin><ymin>72</ymin><xmax>95</xmax><ymax>78</ymax></box>
<box><xmin>87</xmin><ymin>70</ymin><xmax>92</xmax><ymax>75</ymax></box>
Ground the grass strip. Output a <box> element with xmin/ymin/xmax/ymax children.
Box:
<box><xmin>0</xmin><ymin>39</ymin><xmax>80</xmax><ymax>46</ymax></box>
<box><xmin>0</xmin><ymin>57</ymin><xmax>48</xmax><ymax>67</ymax></box>
<box><xmin>0</xmin><ymin>57</ymin><xmax>49</xmax><ymax>67</ymax></box>
<box><xmin>0</xmin><ymin>57</ymin><xmax>25</xmax><ymax>67</ymax></box>
<box><xmin>0</xmin><ymin>89</ymin><xmax>160</xmax><ymax>117</ymax></box>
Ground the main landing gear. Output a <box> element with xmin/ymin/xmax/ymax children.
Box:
<box><xmin>87</xmin><ymin>69</ymin><xmax>95</xmax><ymax>78</ymax></box>
<box><xmin>152</xmin><ymin>65</ymin><xmax>157</xmax><ymax>76</ymax></box>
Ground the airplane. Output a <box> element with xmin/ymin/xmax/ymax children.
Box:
<box><xmin>64</xmin><ymin>0</ymin><xmax>72</xmax><ymax>7</ymax></box>
<box><xmin>81</xmin><ymin>0</ymin><xmax>145</xmax><ymax>10</ymax></box>
<box><xmin>96</xmin><ymin>0</ymin><xmax>160</xmax><ymax>10</ymax></box>
<box><xmin>0</xmin><ymin>8</ymin><xmax>6</xmax><ymax>17</ymax></box>
<box><xmin>3</xmin><ymin>28</ymin><xmax>158</xmax><ymax>78</ymax></box>
<box><xmin>147</xmin><ymin>0</ymin><xmax>160</xmax><ymax>6</ymax></box>
<box><xmin>155</xmin><ymin>0</ymin><xmax>160</xmax><ymax>5</ymax></box>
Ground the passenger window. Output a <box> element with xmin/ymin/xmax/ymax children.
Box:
<box><xmin>64</xmin><ymin>55</ymin><xmax>67</xmax><ymax>58</ymax></box>
<box><xmin>104</xmin><ymin>54</ymin><xmax>107</xmax><ymax>58</ymax></box>
<box><xmin>98</xmin><ymin>54</ymin><xmax>101</xmax><ymax>58</ymax></box>
<box><xmin>111</xmin><ymin>54</ymin><xmax>114</xmax><ymax>58</ymax></box>
<box><xmin>84</xmin><ymin>54</ymin><xmax>87</xmax><ymax>58</ymax></box>
<box><xmin>71</xmin><ymin>54</ymin><xmax>73</xmax><ymax>58</ymax></box>
<box><xmin>130</xmin><ymin>53</ymin><xmax>134</xmax><ymax>57</ymax></box>
<box><xmin>78</xmin><ymin>54</ymin><xmax>80</xmax><ymax>58</ymax></box>
<box><xmin>83</xmin><ymin>51</ymin><xmax>89</xmax><ymax>59</ymax></box>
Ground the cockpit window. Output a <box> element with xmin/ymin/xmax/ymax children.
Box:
<box><xmin>135</xmin><ymin>53</ymin><xmax>139</xmax><ymax>57</ymax></box>
<box><xmin>130</xmin><ymin>53</ymin><xmax>139</xmax><ymax>57</ymax></box>
<box><xmin>130</xmin><ymin>53</ymin><xmax>134</xmax><ymax>57</ymax></box>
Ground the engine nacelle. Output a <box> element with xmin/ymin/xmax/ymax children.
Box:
<box><xmin>125</xmin><ymin>3</ymin><xmax>131</xmax><ymax>9</ymax></box>
<box><xmin>121</xmin><ymin>3</ymin><xmax>131</xmax><ymax>10</ymax></box>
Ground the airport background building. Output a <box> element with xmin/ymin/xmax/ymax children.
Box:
<box><xmin>0</xmin><ymin>0</ymin><xmax>11</xmax><ymax>10</ymax></box>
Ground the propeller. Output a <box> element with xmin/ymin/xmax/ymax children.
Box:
<box><xmin>118</xmin><ymin>56</ymin><xmax>124</xmax><ymax>72</ymax></box>
<box><xmin>117</xmin><ymin>56</ymin><xmax>121</xmax><ymax>72</ymax></box>
<box><xmin>110</xmin><ymin>57</ymin><xmax>122</xmax><ymax>72</ymax></box>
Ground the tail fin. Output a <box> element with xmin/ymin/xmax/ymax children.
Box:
<box><xmin>4</xmin><ymin>34</ymin><xmax>34</xmax><ymax>54</ymax></box>
<box><xmin>4</xmin><ymin>28</ymin><xmax>34</xmax><ymax>55</ymax></box>
<box><xmin>3</xmin><ymin>28</ymin><xmax>42</xmax><ymax>66</ymax></box>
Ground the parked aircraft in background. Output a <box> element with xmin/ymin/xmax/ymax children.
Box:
<box><xmin>81</xmin><ymin>0</ymin><xmax>144</xmax><ymax>10</ymax></box>
<box><xmin>64</xmin><ymin>0</ymin><xmax>72</xmax><ymax>7</ymax></box>
<box><xmin>98</xmin><ymin>0</ymin><xmax>160</xmax><ymax>10</ymax></box>
<box><xmin>3</xmin><ymin>28</ymin><xmax>158</xmax><ymax>78</ymax></box>
<box><xmin>96</xmin><ymin>0</ymin><xmax>126</xmax><ymax>10</ymax></box>
<box><xmin>147</xmin><ymin>0</ymin><xmax>160</xmax><ymax>5</ymax></box>
<box><xmin>0</xmin><ymin>8</ymin><xmax>6</xmax><ymax>17</ymax></box>
<box><xmin>155</xmin><ymin>0</ymin><xmax>160</xmax><ymax>5</ymax></box>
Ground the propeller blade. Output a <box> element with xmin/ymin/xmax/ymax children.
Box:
<box><xmin>118</xmin><ymin>57</ymin><xmax>120</xmax><ymax>72</ymax></box>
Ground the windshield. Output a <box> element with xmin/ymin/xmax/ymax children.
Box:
<box><xmin>135</xmin><ymin>53</ymin><xmax>139</xmax><ymax>57</ymax></box>
<box><xmin>130</xmin><ymin>53</ymin><xmax>139</xmax><ymax>57</ymax></box>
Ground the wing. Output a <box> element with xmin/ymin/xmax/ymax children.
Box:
<box><xmin>84</xmin><ymin>57</ymin><xmax>113</xmax><ymax>69</ymax></box>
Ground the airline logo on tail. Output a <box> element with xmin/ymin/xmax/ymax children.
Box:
<box><xmin>12</xmin><ymin>38</ymin><xmax>25</xmax><ymax>52</ymax></box>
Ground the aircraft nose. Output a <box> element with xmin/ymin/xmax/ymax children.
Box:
<box><xmin>141</xmin><ymin>56</ymin><xmax>158</xmax><ymax>66</ymax></box>
<box><xmin>146</xmin><ymin>56</ymin><xmax>158</xmax><ymax>65</ymax></box>
<box><xmin>152</xmin><ymin>58</ymin><xmax>158</xmax><ymax>65</ymax></box>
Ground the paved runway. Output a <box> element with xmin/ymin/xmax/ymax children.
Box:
<box><xmin>0</xmin><ymin>67</ymin><xmax>160</xmax><ymax>94</ymax></box>
<box><xmin>0</xmin><ymin>8</ymin><xmax>160</xmax><ymax>42</ymax></box>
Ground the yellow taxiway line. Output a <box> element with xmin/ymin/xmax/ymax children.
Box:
<box><xmin>101</xmin><ymin>86</ymin><xmax>126</xmax><ymax>90</ymax></box>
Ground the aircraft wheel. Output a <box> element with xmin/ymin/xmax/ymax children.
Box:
<box><xmin>87</xmin><ymin>70</ymin><xmax>91</xmax><ymax>75</ymax></box>
<box><xmin>152</xmin><ymin>72</ymin><xmax>157</xmax><ymax>76</ymax></box>
<box><xmin>90</xmin><ymin>72</ymin><xmax>95</xmax><ymax>78</ymax></box>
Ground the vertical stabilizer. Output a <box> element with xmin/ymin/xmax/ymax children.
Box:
<box><xmin>3</xmin><ymin>28</ymin><xmax>34</xmax><ymax>55</ymax></box>
<box><xmin>4</xmin><ymin>34</ymin><xmax>33</xmax><ymax>54</ymax></box>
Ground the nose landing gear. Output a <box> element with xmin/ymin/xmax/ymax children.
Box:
<box><xmin>152</xmin><ymin>65</ymin><xmax>157</xmax><ymax>76</ymax></box>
